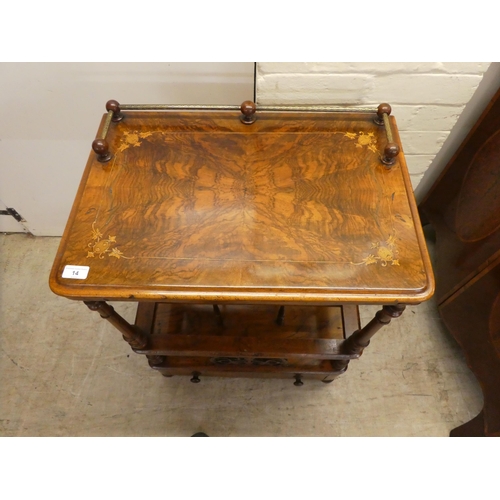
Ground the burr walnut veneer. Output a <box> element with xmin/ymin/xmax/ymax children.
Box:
<box><xmin>50</xmin><ymin>101</ymin><xmax>434</xmax><ymax>384</ymax></box>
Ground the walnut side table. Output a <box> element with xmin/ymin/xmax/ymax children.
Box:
<box><xmin>49</xmin><ymin>100</ymin><xmax>434</xmax><ymax>385</ymax></box>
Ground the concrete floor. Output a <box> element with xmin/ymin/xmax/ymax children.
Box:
<box><xmin>0</xmin><ymin>232</ymin><xmax>483</xmax><ymax>436</ymax></box>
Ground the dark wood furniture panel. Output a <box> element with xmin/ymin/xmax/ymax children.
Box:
<box><xmin>439</xmin><ymin>257</ymin><xmax>500</xmax><ymax>436</ymax></box>
<box><xmin>419</xmin><ymin>86</ymin><xmax>500</xmax><ymax>436</ymax></box>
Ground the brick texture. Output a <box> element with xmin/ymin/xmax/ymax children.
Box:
<box><xmin>256</xmin><ymin>62</ymin><xmax>491</xmax><ymax>190</ymax></box>
<box><xmin>394</xmin><ymin>105</ymin><xmax>465</xmax><ymax>131</ymax></box>
<box><xmin>258</xmin><ymin>62</ymin><xmax>490</xmax><ymax>75</ymax></box>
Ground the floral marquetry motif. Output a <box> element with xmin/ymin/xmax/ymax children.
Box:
<box><xmin>344</xmin><ymin>131</ymin><xmax>378</xmax><ymax>153</ymax></box>
<box><xmin>353</xmin><ymin>235</ymin><xmax>400</xmax><ymax>267</ymax></box>
<box><xmin>87</xmin><ymin>222</ymin><xmax>132</xmax><ymax>259</ymax></box>
<box><xmin>117</xmin><ymin>130</ymin><xmax>154</xmax><ymax>153</ymax></box>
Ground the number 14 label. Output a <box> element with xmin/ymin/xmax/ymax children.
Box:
<box><xmin>62</xmin><ymin>265</ymin><xmax>90</xmax><ymax>279</ymax></box>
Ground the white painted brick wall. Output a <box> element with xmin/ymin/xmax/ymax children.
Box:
<box><xmin>256</xmin><ymin>62</ymin><xmax>491</xmax><ymax>190</ymax></box>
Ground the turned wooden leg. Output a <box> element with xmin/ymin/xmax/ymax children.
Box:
<box><xmin>332</xmin><ymin>304</ymin><xmax>406</xmax><ymax>371</ymax></box>
<box><xmin>84</xmin><ymin>301</ymin><xmax>165</xmax><ymax>367</ymax></box>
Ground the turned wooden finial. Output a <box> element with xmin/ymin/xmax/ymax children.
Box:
<box><xmin>382</xmin><ymin>142</ymin><xmax>400</xmax><ymax>167</ymax></box>
<box><xmin>240</xmin><ymin>100</ymin><xmax>257</xmax><ymax>124</ymax></box>
<box><xmin>375</xmin><ymin>102</ymin><xmax>392</xmax><ymax>125</ymax></box>
<box><xmin>106</xmin><ymin>99</ymin><xmax>124</xmax><ymax>122</ymax></box>
<box><xmin>92</xmin><ymin>138</ymin><xmax>112</xmax><ymax>163</ymax></box>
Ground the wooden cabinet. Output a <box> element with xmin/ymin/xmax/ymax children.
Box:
<box><xmin>50</xmin><ymin>101</ymin><xmax>434</xmax><ymax>385</ymax></box>
<box><xmin>419</xmin><ymin>87</ymin><xmax>500</xmax><ymax>436</ymax></box>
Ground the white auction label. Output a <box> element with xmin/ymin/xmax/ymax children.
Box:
<box><xmin>62</xmin><ymin>265</ymin><xmax>90</xmax><ymax>279</ymax></box>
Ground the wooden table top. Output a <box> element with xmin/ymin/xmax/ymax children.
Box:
<box><xmin>50</xmin><ymin>109</ymin><xmax>434</xmax><ymax>304</ymax></box>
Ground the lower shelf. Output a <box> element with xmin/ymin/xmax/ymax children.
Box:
<box><xmin>134</xmin><ymin>303</ymin><xmax>360</xmax><ymax>382</ymax></box>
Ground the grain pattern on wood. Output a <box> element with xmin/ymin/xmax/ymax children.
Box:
<box><xmin>49</xmin><ymin>110</ymin><xmax>433</xmax><ymax>304</ymax></box>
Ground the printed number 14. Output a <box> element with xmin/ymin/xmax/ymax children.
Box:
<box><xmin>73</xmin><ymin>270</ymin><xmax>79</xmax><ymax>276</ymax></box>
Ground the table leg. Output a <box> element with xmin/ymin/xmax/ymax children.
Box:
<box><xmin>331</xmin><ymin>304</ymin><xmax>406</xmax><ymax>371</ymax></box>
<box><xmin>84</xmin><ymin>301</ymin><xmax>165</xmax><ymax>367</ymax></box>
